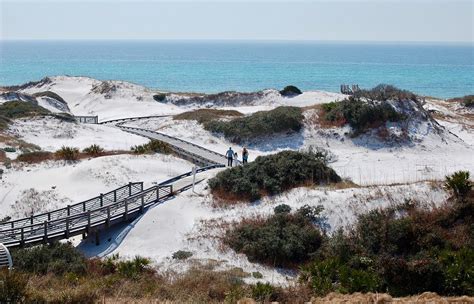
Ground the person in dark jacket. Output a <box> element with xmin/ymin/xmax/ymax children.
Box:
<box><xmin>226</xmin><ymin>147</ymin><xmax>234</xmax><ymax>167</ymax></box>
<box><xmin>242</xmin><ymin>147</ymin><xmax>249</xmax><ymax>164</ymax></box>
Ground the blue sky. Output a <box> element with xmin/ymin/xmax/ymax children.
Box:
<box><xmin>1</xmin><ymin>0</ymin><xmax>472</xmax><ymax>42</ymax></box>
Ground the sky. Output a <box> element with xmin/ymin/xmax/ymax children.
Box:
<box><xmin>0</xmin><ymin>0</ymin><xmax>473</xmax><ymax>42</ymax></box>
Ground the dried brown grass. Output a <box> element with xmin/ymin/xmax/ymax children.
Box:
<box><xmin>310</xmin><ymin>292</ymin><xmax>474</xmax><ymax>304</ymax></box>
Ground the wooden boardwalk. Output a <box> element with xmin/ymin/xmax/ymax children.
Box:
<box><xmin>0</xmin><ymin>116</ymin><xmax>227</xmax><ymax>249</ymax></box>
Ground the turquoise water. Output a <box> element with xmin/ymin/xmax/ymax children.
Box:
<box><xmin>0</xmin><ymin>40</ymin><xmax>472</xmax><ymax>98</ymax></box>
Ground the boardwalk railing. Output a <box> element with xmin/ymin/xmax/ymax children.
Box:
<box><xmin>0</xmin><ymin>182</ymin><xmax>143</xmax><ymax>231</ymax></box>
<box><xmin>0</xmin><ymin>116</ymin><xmax>230</xmax><ymax>248</ymax></box>
<box><xmin>0</xmin><ymin>185</ymin><xmax>172</xmax><ymax>248</ymax></box>
<box><xmin>99</xmin><ymin>115</ymin><xmax>169</xmax><ymax>125</ymax></box>
<box><xmin>119</xmin><ymin>126</ymin><xmax>229</xmax><ymax>166</ymax></box>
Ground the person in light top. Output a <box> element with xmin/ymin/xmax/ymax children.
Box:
<box><xmin>226</xmin><ymin>147</ymin><xmax>234</xmax><ymax>167</ymax></box>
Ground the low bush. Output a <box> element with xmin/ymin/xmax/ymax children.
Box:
<box><xmin>251</xmin><ymin>282</ymin><xmax>278</xmax><ymax>302</ymax></box>
<box><xmin>301</xmin><ymin>190</ymin><xmax>474</xmax><ymax>297</ymax></box>
<box><xmin>322</xmin><ymin>99</ymin><xmax>405</xmax><ymax>135</ymax></box>
<box><xmin>445</xmin><ymin>170</ymin><xmax>472</xmax><ymax>202</ymax></box>
<box><xmin>204</xmin><ymin>106</ymin><xmax>304</xmax><ymax>144</ymax></box>
<box><xmin>153</xmin><ymin>93</ymin><xmax>167</xmax><ymax>102</ymax></box>
<box><xmin>0</xmin><ymin>116</ymin><xmax>11</xmax><ymax>130</ymax></box>
<box><xmin>174</xmin><ymin>108</ymin><xmax>243</xmax><ymax>124</ymax></box>
<box><xmin>209</xmin><ymin>150</ymin><xmax>341</xmax><ymax>201</ymax></box>
<box><xmin>0</xmin><ymin>100</ymin><xmax>50</xmax><ymax>119</ymax></box>
<box><xmin>116</xmin><ymin>256</ymin><xmax>151</xmax><ymax>279</ymax></box>
<box><xmin>16</xmin><ymin>151</ymin><xmax>54</xmax><ymax>163</ymax></box>
<box><xmin>224</xmin><ymin>205</ymin><xmax>325</xmax><ymax>267</ymax></box>
<box><xmin>353</xmin><ymin>84</ymin><xmax>417</xmax><ymax>102</ymax></box>
<box><xmin>55</xmin><ymin>146</ymin><xmax>80</xmax><ymax>161</ymax></box>
<box><xmin>3</xmin><ymin>147</ymin><xmax>16</xmax><ymax>153</ymax></box>
<box><xmin>0</xmin><ymin>269</ymin><xmax>28</xmax><ymax>303</ymax></box>
<box><xmin>83</xmin><ymin>144</ymin><xmax>104</xmax><ymax>156</ymax></box>
<box><xmin>448</xmin><ymin>95</ymin><xmax>474</xmax><ymax>108</ymax></box>
<box><xmin>172</xmin><ymin>250</ymin><xmax>193</xmax><ymax>260</ymax></box>
<box><xmin>11</xmin><ymin>242</ymin><xmax>87</xmax><ymax>275</ymax></box>
<box><xmin>280</xmin><ymin>85</ymin><xmax>302</xmax><ymax>97</ymax></box>
<box><xmin>131</xmin><ymin>140</ymin><xmax>173</xmax><ymax>154</ymax></box>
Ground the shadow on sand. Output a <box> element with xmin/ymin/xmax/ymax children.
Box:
<box><xmin>76</xmin><ymin>198</ymin><xmax>172</xmax><ymax>258</ymax></box>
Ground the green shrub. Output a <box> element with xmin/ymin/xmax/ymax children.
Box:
<box><xmin>3</xmin><ymin>147</ymin><xmax>16</xmax><ymax>153</ymax></box>
<box><xmin>323</xmin><ymin>99</ymin><xmax>405</xmax><ymax>135</ymax></box>
<box><xmin>153</xmin><ymin>93</ymin><xmax>167</xmax><ymax>102</ymax></box>
<box><xmin>11</xmin><ymin>242</ymin><xmax>87</xmax><ymax>275</ymax></box>
<box><xmin>439</xmin><ymin>247</ymin><xmax>474</xmax><ymax>295</ymax></box>
<box><xmin>445</xmin><ymin>171</ymin><xmax>472</xmax><ymax>202</ymax></box>
<box><xmin>0</xmin><ymin>269</ymin><xmax>28</xmax><ymax>303</ymax></box>
<box><xmin>448</xmin><ymin>95</ymin><xmax>474</xmax><ymax>108</ymax></box>
<box><xmin>224</xmin><ymin>205</ymin><xmax>325</xmax><ymax>267</ymax></box>
<box><xmin>353</xmin><ymin>84</ymin><xmax>417</xmax><ymax>102</ymax></box>
<box><xmin>174</xmin><ymin>108</ymin><xmax>243</xmax><ymax>124</ymax></box>
<box><xmin>131</xmin><ymin>140</ymin><xmax>173</xmax><ymax>155</ymax></box>
<box><xmin>0</xmin><ymin>100</ymin><xmax>50</xmax><ymax>119</ymax></box>
<box><xmin>116</xmin><ymin>256</ymin><xmax>151</xmax><ymax>279</ymax></box>
<box><xmin>252</xmin><ymin>271</ymin><xmax>263</xmax><ymax>279</ymax></box>
<box><xmin>0</xmin><ymin>116</ymin><xmax>11</xmax><ymax>130</ymax></box>
<box><xmin>55</xmin><ymin>146</ymin><xmax>80</xmax><ymax>161</ymax></box>
<box><xmin>17</xmin><ymin>151</ymin><xmax>53</xmax><ymax>163</ymax></box>
<box><xmin>172</xmin><ymin>250</ymin><xmax>193</xmax><ymax>260</ymax></box>
<box><xmin>301</xmin><ymin>257</ymin><xmax>381</xmax><ymax>295</ymax></box>
<box><xmin>280</xmin><ymin>85</ymin><xmax>302</xmax><ymax>97</ymax></box>
<box><xmin>251</xmin><ymin>282</ymin><xmax>277</xmax><ymax>302</ymax></box>
<box><xmin>83</xmin><ymin>144</ymin><xmax>104</xmax><ymax>156</ymax></box>
<box><xmin>209</xmin><ymin>150</ymin><xmax>341</xmax><ymax>201</ymax></box>
<box><xmin>204</xmin><ymin>106</ymin><xmax>304</xmax><ymax>144</ymax></box>
<box><xmin>299</xmin><ymin>194</ymin><xmax>474</xmax><ymax>297</ymax></box>
<box><xmin>274</xmin><ymin>204</ymin><xmax>292</xmax><ymax>214</ymax></box>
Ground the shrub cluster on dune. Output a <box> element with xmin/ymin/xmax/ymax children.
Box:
<box><xmin>208</xmin><ymin>150</ymin><xmax>341</xmax><ymax>202</ymax></box>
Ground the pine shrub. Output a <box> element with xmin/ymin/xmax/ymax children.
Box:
<box><xmin>280</xmin><ymin>85</ymin><xmax>302</xmax><ymax>96</ymax></box>
<box><xmin>224</xmin><ymin>205</ymin><xmax>325</xmax><ymax>267</ymax></box>
<box><xmin>209</xmin><ymin>150</ymin><xmax>341</xmax><ymax>201</ymax></box>
<box><xmin>55</xmin><ymin>146</ymin><xmax>80</xmax><ymax>161</ymax></box>
<box><xmin>204</xmin><ymin>106</ymin><xmax>304</xmax><ymax>144</ymax></box>
<box><xmin>445</xmin><ymin>171</ymin><xmax>472</xmax><ymax>202</ymax></box>
<box><xmin>83</xmin><ymin>144</ymin><xmax>104</xmax><ymax>156</ymax></box>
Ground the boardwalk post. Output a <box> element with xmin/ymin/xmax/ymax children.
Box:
<box><xmin>129</xmin><ymin>182</ymin><xmax>132</xmax><ymax>196</ymax></box>
<box><xmin>124</xmin><ymin>200</ymin><xmax>129</xmax><ymax>221</ymax></box>
<box><xmin>100</xmin><ymin>194</ymin><xmax>104</xmax><ymax>207</ymax></box>
<box><xmin>20</xmin><ymin>227</ymin><xmax>24</xmax><ymax>247</ymax></box>
<box><xmin>43</xmin><ymin>221</ymin><xmax>48</xmax><ymax>244</ymax></box>
<box><xmin>114</xmin><ymin>190</ymin><xmax>117</xmax><ymax>202</ymax></box>
<box><xmin>95</xmin><ymin>231</ymin><xmax>100</xmax><ymax>246</ymax></box>
<box><xmin>87</xmin><ymin>210</ymin><xmax>91</xmax><ymax>234</ymax></box>
<box><xmin>106</xmin><ymin>207</ymin><xmax>111</xmax><ymax>227</ymax></box>
<box><xmin>140</xmin><ymin>196</ymin><xmax>145</xmax><ymax>213</ymax></box>
<box><xmin>83</xmin><ymin>201</ymin><xmax>86</xmax><ymax>212</ymax></box>
<box><xmin>48</xmin><ymin>212</ymin><xmax>51</xmax><ymax>221</ymax></box>
<box><xmin>65</xmin><ymin>218</ymin><xmax>70</xmax><ymax>239</ymax></box>
<box><xmin>67</xmin><ymin>205</ymin><xmax>71</xmax><ymax>216</ymax></box>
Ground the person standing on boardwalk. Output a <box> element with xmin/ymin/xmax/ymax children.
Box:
<box><xmin>242</xmin><ymin>147</ymin><xmax>249</xmax><ymax>164</ymax></box>
<box><xmin>226</xmin><ymin>147</ymin><xmax>234</xmax><ymax>167</ymax></box>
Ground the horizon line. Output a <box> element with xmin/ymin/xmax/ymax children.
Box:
<box><xmin>1</xmin><ymin>38</ymin><xmax>473</xmax><ymax>45</ymax></box>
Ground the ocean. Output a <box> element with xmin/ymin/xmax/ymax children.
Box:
<box><xmin>0</xmin><ymin>40</ymin><xmax>472</xmax><ymax>98</ymax></box>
